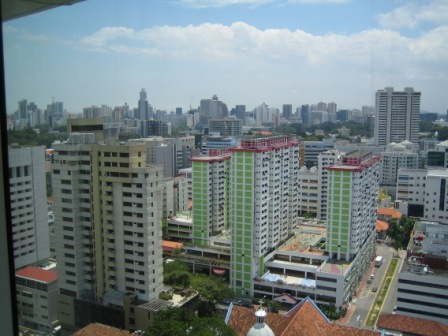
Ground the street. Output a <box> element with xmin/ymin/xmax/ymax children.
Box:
<box><xmin>344</xmin><ymin>243</ymin><xmax>403</xmax><ymax>328</ymax></box>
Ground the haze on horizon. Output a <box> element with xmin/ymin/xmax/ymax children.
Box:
<box><xmin>3</xmin><ymin>0</ymin><xmax>448</xmax><ymax>114</ymax></box>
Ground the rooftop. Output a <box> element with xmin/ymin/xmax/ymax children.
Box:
<box><xmin>377</xmin><ymin>314</ymin><xmax>448</xmax><ymax>336</ymax></box>
<box><xmin>226</xmin><ymin>298</ymin><xmax>380</xmax><ymax>336</ymax></box>
<box><xmin>401</xmin><ymin>221</ymin><xmax>448</xmax><ymax>277</ymax></box>
<box><xmin>72</xmin><ymin>323</ymin><xmax>130</xmax><ymax>336</ymax></box>
<box><xmin>377</xmin><ymin>207</ymin><xmax>402</xmax><ymax>219</ymax></box>
<box><xmin>16</xmin><ymin>266</ymin><xmax>57</xmax><ymax>283</ymax></box>
<box><xmin>279</xmin><ymin>225</ymin><xmax>326</xmax><ymax>254</ymax></box>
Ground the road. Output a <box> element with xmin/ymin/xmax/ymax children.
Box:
<box><xmin>345</xmin><ymin>244</ymin><xmax>400</xmax><ymax>328</ymax></box>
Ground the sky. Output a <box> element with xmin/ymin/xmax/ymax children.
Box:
<box><xmin>2</xmin><ymin>0</ymin><xmax>448</xmax><ymax>115</ymax></box>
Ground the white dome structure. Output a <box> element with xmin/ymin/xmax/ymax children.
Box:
<box><xmin>247</xmin><ymin>308</ymin><xmax>275</xmax><ymax>336</ymax></box>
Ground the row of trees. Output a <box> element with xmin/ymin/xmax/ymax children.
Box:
<box><xmin>8</xmin><ymin>125</ymin><xmax>66</xmax><ymax>148</ymax></box>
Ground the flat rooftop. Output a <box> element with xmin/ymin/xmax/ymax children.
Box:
<box><xmin>279</xmin><ymin>225</ymin><xmax>326</xmax><ymax>255</ymax></box>
<box><xmin>401</xmin><ymin>221</ymin><xmax>448</xmax><ymax>277</ymax></box>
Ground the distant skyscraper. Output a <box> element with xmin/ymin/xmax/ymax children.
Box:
<box><xmin>317</xmin><ymin>102</ymin><xmax>327</xmax><ymax>111</ymax></box>
<box><xmin>9</xmin><ymin>145</ymin><xmax>48</xmax><ymax>270</ymax></box>
<box><xmin>138</xmin><ymin>88</ymin><xmax>149</xmax><ymax>120</ymax></box>
<box><xmin>282</xmin><ymin>104</ymin><xmax>292</xmax><ymax>120</ymax></box>
<box><xmin>199</xmin><ymin>95</ymin><xmax>228</xmax><ymax>125</ymax></box>
<box><xmin>301</xmin><ymin>104</ymin><xmax>310</xmax><ymax>125</ymax></box>
<box><xmin>374</xmin><ymin>87</ymin><xmax>421</xmax><ymax>146</ymax></box>
<box><xmin>336</xmin><ymin>110</ymin><xmax>350</xmax><ymax>122</ymax></box>
<box><xmin>327</xmin><ymin>102</ymin><xmax>337</xmax><ymax>114</ymax></box>
<box><xmin>18</xmin><ymin>99</ymin><xmax>28</xmax><ymax>120</ymax></box>
<box><xmin>176</xmin><ymin>107</ymin><xmax>183</xmax><ymax>116</ymax></box>
<box><xmin>233</xmin><ymin>105</ymin><xmax>246</xmax><ymax>122</ymax></box>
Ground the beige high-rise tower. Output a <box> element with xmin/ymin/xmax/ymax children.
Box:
<box><xmin>53</xmin><ymin>133</ymin><xmax>163</xmax><ymax>328</ymax></box>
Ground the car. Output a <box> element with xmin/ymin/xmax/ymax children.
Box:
<box><xmin>372</xmin><ymin>287</ymin><xmax>378</xmax><ymax>292</ymax></box>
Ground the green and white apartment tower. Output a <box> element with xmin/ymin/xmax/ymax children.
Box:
<box><xmin>326</xmin><ymin>151</ymin><xmax>380</xmax><ymax>261</ymax></box>
<box><xmin>191</xmin><ymin>153</ymin><xmax>231</xmax><ymax>245</ymax></box>
<box><xmin>229</xmin><ymin>136</ymin><xmax>300</xmax><ymax>297</ymax></box>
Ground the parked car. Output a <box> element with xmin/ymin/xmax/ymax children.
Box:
<box><xmin>372</xmin><ymin>287</ymin><xmax>378</xmax><ymax>292</ymax></box>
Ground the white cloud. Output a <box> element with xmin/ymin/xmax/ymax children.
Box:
<box><xmin>6</xmin><ymin>19</ymin><xmax>448</xmax><ymax>113</ymax></box>
<box><xmin>378</xmin><ymin>0</ymin><xmax>448</xmax><ymax>29</ymax></box>
<box><xmin>79</xmin><ymin>22</ymin><xmax>447</xmax><ymax>71</ymax></box>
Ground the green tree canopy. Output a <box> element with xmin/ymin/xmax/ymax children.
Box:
<box><xmin>145</xmin><ymin>307</ymin><xmax>236</xmax><ymax>336</ymax></box>
<box><xmin>190</xmin><ymin>274</ymin><xmax>234</xmax><ymax>302</ymax></box>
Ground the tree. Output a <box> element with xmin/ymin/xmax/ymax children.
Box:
<box><xmin>387</xmin><ymin>216</ymin><xmax>415</xmax><ymax>253</ymax></box>
<box><xmin>145</xmin><ymin>307</ymin><xmax>236</xmax><ymax>336</ymax></box>
<box><xmin>197</xmin><ymin>300</ymin><xmax>215</xmax><ymax>317</ymax></box>
<box><xmin>265</xmin><ymin>300</ymin><xmax>280</xmax><ymax>313</ymax></box>
<box><xmin>163</xmin><ymin>260</ymin><xmax>190</xmax><ymax>276</ymax></box>
<box><xmin>190</xmin><ymin>274</ymin><xmax>234</xmax><ymax>302</ymax></box>
<box><xmin>318</xmin><ymin>302</ymin><xmax>346</xmax><ymax>320</ymax></box>
<box><xmin>164</xmin><ymin>271</ymin><xmax>191</xmax><ymax>288</ymax></box>
<box><xmin>161</xmin><ymin>218</ymin><xmax>168</xmax><ymax>239</ymax></box>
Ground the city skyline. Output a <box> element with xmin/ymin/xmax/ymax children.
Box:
<box><xmin>3</xmin><ymin>0</ymin><xmax>448</xmax><ymax>114</ymax></box>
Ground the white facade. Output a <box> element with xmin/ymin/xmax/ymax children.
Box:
<box><xmin>179</xmin><ymin>167</ymin><xmax>193</xmax><ymax>199</ymax></box>
<box><xmin>380</xmin><ymin>141</ymin><xmax>420</xmax><ymax>196</ymax></box>
<box><xmin>424</xmin><ymin>169</ymin><xmax>448</xmax><ymax>224</ymax></box>
<box><xmin>297</xmin><ymin>166</ymin><xmax>319</xmax><ymax>217</ymax></box>
<box><xmin>396</xmin><ymin>169</ymin><xmax>427</xmax><ymax>206</ymax></box>
<box><xmin>317</xmin><ymin>149</ymin><xmax>344</xmax><ymax>220</ymax></box>
<box><xmin>8</xmin><ymin>146</ymin><xmax>49</xmax><ymax>270</ymax></box>
<box><xmin>374</xmin><ymin>87</ymin><xmax>421</xmax><ymax>146</ymax></box>
<box><xmin>303</xmin><ymin>139</ymin><xmax>334</xmax><ymax>166</ymax></box>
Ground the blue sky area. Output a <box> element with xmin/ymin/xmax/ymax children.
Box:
<box><xmin>3</xmin><ymin>0</ymin><xmax>448</xmax><ymax>114</ymax></box>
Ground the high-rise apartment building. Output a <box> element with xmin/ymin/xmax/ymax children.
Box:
<box><xmin>229</xmin><ymin>136</ymin><xmax>300</xmax><ymax>296</ymax></box>
<box><xmin>53</xmin><ymin>134</ymin><xmax>164</xmax><ymax>328</ymax></box>
<box><xmin>8</xmin><ymin>145</ymin><xmax>49</xmax><ymax>270</ymax></box>
<box><xmin>297</xmin><ymin>166</ymin><xmax>319</xmax><ymax>217</ymax></box>
<box><xmin>191</xmin><ymin>154</ymin><xmax>230</xmax><ymax>245</ymax></box>
<box><xmin>326</xmin><ymin>151</ymin><xmax>380</xmax><ymax>260</ymax></box>
<box><xmin>317</xmin><ymin>149</ymin><xmax>344</xmax><ymax>220</ymax></box>
<box><xmin>374</xmin><ymin>87</ymin><xmax>421</xmax><ymax>146</ymax></box>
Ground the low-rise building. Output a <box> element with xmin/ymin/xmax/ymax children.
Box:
<box><xmin>15</xmin><ymin>266</ymin><xmax>59</xmax><ymax>334</ymax></box>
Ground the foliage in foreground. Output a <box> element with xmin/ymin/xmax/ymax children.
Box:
<box><xmin>145</xmin><ymin>307</ymin><xmax>236</xmax><ymax>336</ymax></box>
<box><xmin>318</xmin><ymin>302</ymin><xmax>347</xmax><ymax>320</ymax></box>
<box><xmin>163</xmin><ymin>260</ymin><xmax>233</xmax><ymax>302</ymax></box>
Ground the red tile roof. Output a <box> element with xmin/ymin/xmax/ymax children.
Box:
<box><xmin>376</xmin><ymin>220</ymin><xmax>389</xmax><ymax>232</ymax></box>
<box><xmin>377</xmin><ymin>208</ymin><xmax>402</xmax><ymax>219</ymax></box>
<box><xmin>377</xmin><ymin>314</ymin><xmax>448</xmax><ymax>336</ymax></box>
<box><xmin>72</xmin><ymin>323</ymin><xmax>130</xmax><ymax>336</ymax></box>
<box><xmin>16</xmin><ymin>266</ymin><xmax>57</xmax><ymax>283</ymax></box>
<box><xmin>162</xmin><ymin>240</ymin><xmax>184</xmax><ymax>252</ymax></box>
<box><xmin>227</xmin><ymin>298</ymin><xmax>380</xmax><ymax>336</ymax></box>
